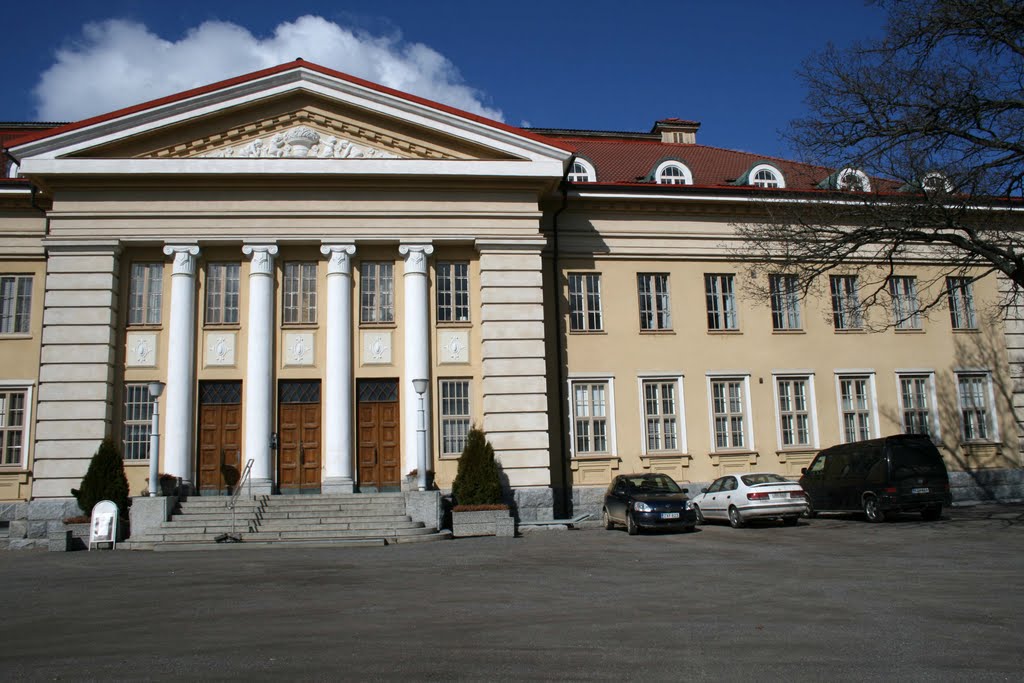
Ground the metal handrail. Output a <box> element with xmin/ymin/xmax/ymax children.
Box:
<box><xmin>219</xmin><ymin>459</ymin><xmax>254</xmax><ymax>543</ymax></box>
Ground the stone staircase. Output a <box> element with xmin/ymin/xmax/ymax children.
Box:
<box><xmin>124</xmin><ymin>493</ymin><xmax>450</xmax><ymax>550</ymax></box>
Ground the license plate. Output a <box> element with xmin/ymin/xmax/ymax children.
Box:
<box><xmin>911</xmin><ymin>487</ymin><xmax>929</xmax><ymax>494</ymax></box>
<box><xmin>769</xmin><ymin>493</ymin><xmax>788</xmax><ymax>499</ymax></box>
<box><xmin>661</xmin><ymin>512</ymin><xmax>680</xmax><ymax>519</ymax></box>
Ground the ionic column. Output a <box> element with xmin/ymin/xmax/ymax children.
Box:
<box><xmin>320</xmin><ymin>243</ymin><xmax>357</xmax><ymax>494</ymax></box>
<box><xmin>242</xmin><ymin>243</ymin><xmax>278</xmax><ymax>494</ymax></box>
<box><xmin>399</xmin><ymin>243</ymin><xmax>434</xmax><ymax>480</ymax></box>
<box><xmin>161</xmin><ymin>244</ymin><xmax>200</xmax><ymax>491</ymax></box>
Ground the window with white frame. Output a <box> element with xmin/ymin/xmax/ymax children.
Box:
<box><xmin>710</xmin><ymin>377</ymin><xmax>748</xmax><ymax>450</ymax></box>
<box><xmin>572</xmin><ymin>380</ymin><xmax>610</xmax><ymax>455</ymax></box>
<box><xmin>957</xmin><ymin>372</ymin><xmax>994</xmax><ymax>441</ymax></box>
<box><xmin>655</xmin><ymin>161</ymin><xmax>692</xmax><ymax>185</ymax></box>
<box><xmin>947</xmin><ymin>277</ymin><xmax>977</xmax><ymax>329</ymax></box>
<box><xmin>436</xmin><ymin>262</ymin><xmax>470</xmax><ymax>323</ymax></box>
<box><xmin>568</xmin><ymin>159</ymin><xmax>596</xmax><ymax>183</ymax></box>
<box><xmin>283</xmin><ymin>262</ymin><xmax>317</xmax><ymax>325</ymax></box>
<box><xmin>898</xmin><ymin>374</ymin><xmax>935</xmax><ymax>437</ymax></box>
<box><xmin>568</xmin><ymin>273</ymin><xmax>603</xmax><ymax>332</ymax></box>
<box><xmin>838</xmin><ymin>375</ymin><xmax>874</xmax><ymax>442</ymax></box>
<box><xmin>637</xmin><ymin>273</ymin><xmax>672</xmax><ymax>331</ymax></box>
<box><xmin>0</xmin><ymin>387</ymin><xmax>28</xmax><ymax>466</ymax></box>
<box><xmin>776</xmin><ymin>376</ymin><xmax>813</xmax><ymax>448</ymax></box>
<box><xmin>205</xmin><ymin>263</ymin><xmax>240</xmax><ymax>325</ymax></box>
<box><xmin>0</xmin><ymin>275</ymin><xmax>32</xmax><ymax>335</ymax></box>
<box><xmin>360</xmin><ymin>262</ymin><xmax>395</xmax><ymax>324</ymax></box>
<box><xmin>128</xmin><ymin>264</ymin><xmax>162</xmax><ymax>326</ymax></box>
<box><xmin>890</xmin><ymin>276</ymin><xmax>921</xmax><ymax>330</ymax></box>
<box><xmin>439</xmin><ymin>379</ymin><xmax>471</xmax><ymax>456</ymax></box>
<box><xmin>838</xmin><ymin>168</ymin><xmax>871</xmax><ymax>192</ymax></box>
<box><xmin>750</xmin><ymin>164</ymin><xmax>785</xmax><ymax>188</ymax></box>
<box><xmin>122</xmin><ymin>383</ymin><xmax>154</xmax><ymax>461</ymax></box>
<box><xmin>769</xmin><ymin>274</ymin><xmax>801</xmax><ymax>330</ymax></box>
<box><xmin>705</xmin><ymin>274</ymin><xmax>738</xmax><ymax>330</ymax></box>
<box><xmin>641</xmin><ymin>379</ymin><xmax>681</xmax><ymax>452</ymax></box>
<box><xmin>830</xmin><ymin>275</ymin><xmax>862</xmax><ymax>330</ymax></box>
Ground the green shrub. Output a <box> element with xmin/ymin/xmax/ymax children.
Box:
<box><xmin>71</xmin><ymin>438</ymin><xmax>130</xmax><ymax>516</ymax></box>
<box><xmin>451</xmin><ymin>427</ymin><xmax>504</xmax><ymax>507</ymax></box>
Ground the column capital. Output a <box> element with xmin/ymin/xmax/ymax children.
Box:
<box><xmin>242</xmin><ymin>244</ymin><xmax>279</xmax><ymax>276</ymax></box>
<box><xmin>163</xmin><ymin>245</ymin><xmax>201</xmax><ymax>276</ymax></box>
<box><xmin>320</xmin><ymin>243</ymin><xmax>357</xmax><ymax>275</ymax></box>
<box><xmin>399</xmin><ymin>243</ymin><xmax>434</xmax><ymax>276</ymax></box>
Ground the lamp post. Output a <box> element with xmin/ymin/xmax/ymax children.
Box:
<box><xmin>412</xmin><ymin>378</ymin><xmax>428</xmax><ymax>491</ymax></box>
<box><xmin>147</xmin><ymin>381</ymin><xmax>166</xmax><ymax>497</ymax></box>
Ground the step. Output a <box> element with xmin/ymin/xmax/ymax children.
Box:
<box><xmin>133</xmin><ymin>525</ymin><xmax>435</xmax><ymax>543</ymax></box>
<box><xmin>255</xmin><ymin>519</ymin><xmax>423</xmax><ymax>532</ymax></box>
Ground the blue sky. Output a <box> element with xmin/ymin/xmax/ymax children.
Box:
<box><xmin>0</xmin><ymin>1</ymin><xmax>887</xmax><ymax>159</ymax></box>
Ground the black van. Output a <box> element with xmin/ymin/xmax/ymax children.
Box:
<box><xmin>799</xmin><ymin>435</ymin><xmax>952</xmax><ymax>522</ymax></box>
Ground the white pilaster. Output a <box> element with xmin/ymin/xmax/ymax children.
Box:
<box><xmin>162</xmin><ymin>244</ymin><xmax>200</xmax><ymax>491</ymax></box>
<box><xmin>399</xmin><ymin>243</ymin><xmax>434</xmax><ymax>480</ymax></box>
<box><xmin>321</xmin><ymin>243</ymin><xmax>357</xmax><ymax>493</ymax></box>
<box><xmin>242</xmin><ymin>243</ymin><xmax>278</xmax><ymax>494</ymax></box>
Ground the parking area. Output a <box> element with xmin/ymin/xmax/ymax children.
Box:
<box><xmin>1</xmin><ymin>504</ymin><xmax>1022</xmax><ymax>681</ymax></box>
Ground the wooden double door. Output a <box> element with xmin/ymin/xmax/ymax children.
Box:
<box><xmin>278</xmin><ymin>380</ymin><xmax>322</xmax><ymax>494</ymax></box>
<box><xmin>197</xmin><ymin>381</ymin><xmax>242</xmax><ymax>494</ymax></box>
<box><xmin>357</xmin><ymin>379</ymin><xmax>401</xmax><ymax>491</ymax></box>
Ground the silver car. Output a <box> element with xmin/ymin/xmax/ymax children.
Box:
<box><xmin>690</xmin><ymin>472</ymin><xmax>808</xmax><ymax>528</ymax></box>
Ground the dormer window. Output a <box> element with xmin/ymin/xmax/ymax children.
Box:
<box><xmin>922</xmin><ymin>172</ymin><xmax>953</xmax><ymax>194</ymax></box>
<box><xmin>568</xmin><ymin>158</ymin><xmax>596</xmax><ymax>183</ymax></box>
<box><xmin>749</xmin><ymin>164</ymin><xmax>785</xmax><ymax>189</ymax></box>
<box><xmin>838</xmin><ymin>168</ymin><xmax>871</xmax><ymax>192</ymax></box>
<box><xmin>655</xmin><ymin>160</ymin><xmax>693</xmax><ymax>185</ymax></box>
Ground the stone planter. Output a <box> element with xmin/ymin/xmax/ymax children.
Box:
<box><xmin>452</xmin><ymin>509</ymin><xmax>515</xmax><ymax>538</ymax></box>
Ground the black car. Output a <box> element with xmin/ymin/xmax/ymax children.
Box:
<box><xmin>799</xmin><ymin>434</ymin><xmax>952</xmax><ymax>522</ymax></box>
<box><xmin>603</xmin><ymin>473</ymin><xmax>697</xmax><ymax>535</ymax></box>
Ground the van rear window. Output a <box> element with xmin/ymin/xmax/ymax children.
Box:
<box><xmin>891</xmin><ymin>441</ymin><xmax>946</xmax><ymax>479</ymax></box>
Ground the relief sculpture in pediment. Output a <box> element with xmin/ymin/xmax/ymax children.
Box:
<box><xmin>202</xmin><ymin>125</ymin><xmax>400</xmax><ymax>159</ymax></box>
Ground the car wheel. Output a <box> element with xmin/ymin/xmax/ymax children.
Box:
<box><xmin>863</xmin><ymin>496</ymin><xmax>886</xmax><ymax>523</ymax></box>
<box><xmin>782</xmin><ymin>516</ymin><xmax>799</xmax><ymax>527</ymax></box>
<box><xmin>921</xmin><ymin>505</ymin><xmax>942</xmax><ymax>521</ymax></box>
<box><xmin>602</xmin><ymin>508</ymin><xmax>615</xmax><ymax>530</ymax></box>
<box><xmin>627</xmin><ymin>512</ymin><xmax>639</xmax><ymax>536</ymax></box>
<box><xmin>728</xmin><ymin>506</ymin><xmax>744</xmax><ymax>529</ymax></box>
<box><xmin>694</xmin><ymin>505</ymin><xmax>705</xmax><ymax>524</ymax></box>
<box><xmin>805</xmin><ymin>501</ymin><xmax>818</xmax><ymax>519</ymax></box>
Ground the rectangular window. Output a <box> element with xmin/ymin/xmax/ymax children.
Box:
<box><xmin>0</xmin><ymin>275</ymin><xmax>32</xmax><ymax>335</ymax></box>
<box><xmin>830</xmin><ymin>275</ymin><xmax>862</xmax><ymax>330</ymax></box>
<box><xmin>0</xmin><ymin>388</ymin><xmax>28</xmax><ymax>466</ymax></box>
<box><xmin>898</xmin><ymin>374</ymin><xmax>934</xmax><ymax>437</ymax></box>
<box><xmin>947</xmin><ymin>277</ymin><xmax>977</xmax><ymax>329</ymax></box>
<box><xmin>890</xmin><ymin>276</ymin><xmax>921</xmax><ymax>330</ymax></box>
<box><xmin>205</xmin><ymin>263</ymin><xmax>240</xmax><ymax>325</ymax></box>
<box><xmin>637</xmin><ymin>273</ymin><xmax>672</xmax><ymax>331</ymax></box>
<box><xmin>568</xmin><ymin>273</ymin><xmax>603</xmax><ymax>332</ymax></box>
<box><xmin>705</xmin><ymin>274</ymin><xmax>738</xmax><ymax>330</ymax></box>
<box><xmin>122</xmin><ymin>384</ymin><xmax>154</xmax><ymax>461</ymax></box>
<box><xmin>572</xmin><ymin>381</ymin><xmax>609</xmax><ymax>454</ymax></box>
<box><xmin>838</xmin><ymin>375</ymin><xmax>873</xmax><ymax>442</ymax></box>
<box><xmin>360</xmin><ymin>262</ymin><xmax>395</xmax><ymax>323</ymax></box>
<box><xmin>128</xmin><ymin>264</ymin><xmax>162</xmax><ymax>326</ymax></box>
<box><xmin>439</xmin><ymin>379</ymin><xmax>471</xmax><ymax>456</ymax></box>
<box><xmin>770</xmin><ymin>274</ymin><xmax>801</xmax><ymax>330</ymax></box>
<box><xmin>776</xmin><ymin>376</ymin><xmax>812</xmax><ymax>447</ymax></box>
<box><xmin>436</xmin><ymin>262</ymin><xmax>470</xmax><ymax>323</ymax></box>
<box><xmin>642</xmin><ymin>380</ymin><xmax>680</xmax><ymax>452</ymax></box>
<box><xmin>710</xmin><ymin>378</ymin><xmax>747</xmax><ymax>449</ymax></box>
<box><xmin>957</xmin><ymin>373</ymin><xmax>993</xmax><ymax>441</ymax></box>
<box><xmin>283</xmin><ymin>262</ymin><xmax>318</xmax><ymax>324</ymax></box>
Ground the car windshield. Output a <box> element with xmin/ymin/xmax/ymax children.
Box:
<box><xmin>741</xmin><ymin>473</ymin><xmax>791</xmax><ymax>486</ymax></box>
<box><xmin>626</xmin><ymin>474</ymin><xmax>682</xmax><ymax>494</ymax></box>
<box><xmin>891</xmin><ymin>441</ymin><xmax>946</xmax><ymax>479</ymax></box>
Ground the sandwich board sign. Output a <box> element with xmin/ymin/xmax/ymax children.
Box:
<box><xmin>89</xmin><ymin>500</ymin><xmax>119</xmax><ymax>551</ymax></box>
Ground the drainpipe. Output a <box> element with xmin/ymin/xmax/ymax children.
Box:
<box><xmin>550</xmin><ymin>158</ymin><xmax>573</xmax><ymax>516</ymax></box>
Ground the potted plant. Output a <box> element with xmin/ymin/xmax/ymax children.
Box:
<box><xmin>451</xmin><ymin>427</ymin><xmax>514</xmax><ymax>537</ymax></box>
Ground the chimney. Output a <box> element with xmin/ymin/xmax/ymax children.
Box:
<box><xmin>652</xmin><ymin>118</ymin><xmax>700</xmax><ymax>144</ymax></box>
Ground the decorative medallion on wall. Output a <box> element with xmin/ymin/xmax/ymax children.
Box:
<box><xmin>202</xmin><ymin>126</ymin><xmax>401</xmax><ymax>159</ymax></box>
<box><xmin>204</xmin><ymin>332</ymin><xmax>236</xmax><ymax>367</ymax></box>
<box><xmin>362</xmin><ymin>331</ymin><xmax>393</xmax><ymax>365</ymax></box>
<box><xmin>126</xmin><ymin>332</ymin><xmax>157</xmax><ymax>367</ymax></box>
<box><xmin>438</xmin><ymin>330</ymin><xmax>470</xmax><ymax>364</ymax></box>
<box><xmin>284</xmin><ymin>332</ymin><xmax>315</xmax><ymax>367</ymax></box>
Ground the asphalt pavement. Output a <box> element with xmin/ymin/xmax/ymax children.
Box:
<box><xmin>1</xmin><ymin>504</ymin><xmax>1022</xmax><ymax>681</ymax></box>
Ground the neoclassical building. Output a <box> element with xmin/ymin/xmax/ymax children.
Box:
<box><xmin>1</xmin><ymin>60</ymin><xmax>1021</xmax><ymax>523</ymax></box>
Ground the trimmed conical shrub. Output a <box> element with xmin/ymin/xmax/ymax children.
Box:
<box><xmin>451</xmin><ymin>427</ymin><xmax>504</xmax><ymax>506</ymax></box>
<box><xmin>71</xmin><ymin>438</ymin><xmax>130</xmax><ymax>516</ymax></box>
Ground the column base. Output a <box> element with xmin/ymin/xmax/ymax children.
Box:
<box><xmin>322</xmin><ymin>477</ymin><xmax>355</xmax><ymax>494</ymax></box>
<box><xmin>246</xmin><ymin>478</ymin><xmax>274</xmax><ymax>496</ymax></box>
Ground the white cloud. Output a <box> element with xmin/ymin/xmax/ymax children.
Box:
<box><xmin>33</xmin><ymin>15</ymin><xmax>504</xmax><ymax>122</ymax></box>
